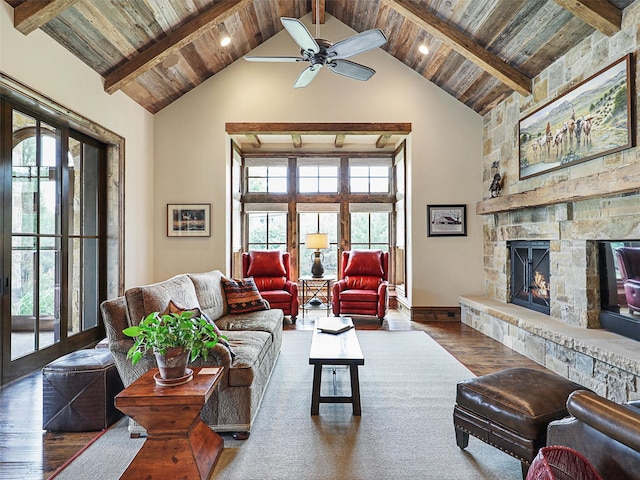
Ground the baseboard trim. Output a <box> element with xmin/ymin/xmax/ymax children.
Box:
<box><xmin>392</xmin><ymin>296</ymin><xmax>460</xmax><ymax>322</ymax></box>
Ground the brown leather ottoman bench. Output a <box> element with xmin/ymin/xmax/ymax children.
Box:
<box><xmin>453</xmin><ymin>367</ymin><xmax>585</xmax><ymax>479</ymax></box>
<box><xmin>43</xmin><ymin>348</ymin><xmax>124</xmax><ymax>431</ymax></box>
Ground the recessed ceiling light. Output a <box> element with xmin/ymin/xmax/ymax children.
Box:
<box><xmin>220</xmin><ymin>36</ymin><xmax>231</xmax><ymax>47</ymax></box>
<box><xmin>161</xmin><ymin>54</ymin><xmax>180</xmax><ymax>69</ymax></box>
<box><xmin>419</xmin><ymin>45</ymin><xmax>429</xmax><ymax>55</ymax></box>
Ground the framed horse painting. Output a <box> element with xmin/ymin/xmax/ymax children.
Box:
<box><xmin>518</xmin><ymin>54</ymin><xmax>633</xmax><ymax>180</ymax></box>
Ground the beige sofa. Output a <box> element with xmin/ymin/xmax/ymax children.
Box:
<box><xmin>100</xmin><ymin>270</ymin><xmax>283</xmax><ymax>437</ymax></box>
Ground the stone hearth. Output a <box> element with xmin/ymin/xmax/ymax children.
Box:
<box><xmin>459</xmin><ymin>296</ymin><xmax>640</xmax><ymax>403</ymax></box>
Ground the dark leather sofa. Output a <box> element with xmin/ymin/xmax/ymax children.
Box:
<box><xmin>547</xmin><ymin>390</ymin><xmax>640</xmax><ymax>479</ymax></box>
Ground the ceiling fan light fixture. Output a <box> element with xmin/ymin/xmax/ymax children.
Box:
<box><xmin>244</xmin><ymin>17</ymin><xmax>387</xmax><ymax>88</ymax></box>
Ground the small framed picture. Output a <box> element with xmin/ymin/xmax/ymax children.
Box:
<box><xmin>167</xmin><ymin>204</ymin><xmax>211</xmax><ymax>237</ymax></box>
<box><xmin>427</xmin><ymin>204</ymin><xmax>467</xmax><ymax>237</ymax></box>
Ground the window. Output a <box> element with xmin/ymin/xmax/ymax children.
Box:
<box><xmin>298</xmin><ymin>209</ymin><xmax>339</xmax><ymax>277</ymax></box>
<box><xmin>3</xmin><ymin>101</ymin><xmax>107</xmax><ymax>379</ymax></box>
<box><xmin>350</xmin><ymin>203</ymin><xmax>391</xmax><ymax>251</ymax></box>
<box><xmin>298</xmin><ymin>159</ymin><xmax>339</xmax><ymax>193</ymax></box>
<box><xmin>235</xmin><ymin>149</ymin><xmax>402</xmax><ymax>281</ymax></box>
<box><xmin>349</xmin><ymin>160</ymin><xmax>390</xmax><ymax>193</ymax></box>
<box><xmin>247</xmin><ymin>165</ymin><xmax>287</xmax><ymax>193</ymax></box>
<box><xmin>245</xmin><ymin>203</ymin><xmax>288</xmax><ymax>251</ymax></box>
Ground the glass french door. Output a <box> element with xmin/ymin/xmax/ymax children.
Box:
<box><xmin>1</xmin><ymin>101</ymin><xmax>106</xmax><ymax>383</ymax></box>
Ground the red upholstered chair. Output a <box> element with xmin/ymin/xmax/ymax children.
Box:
<box><xmin>242</xmin><ymin>251</ymin><xmax>299</xmax><ymax>322</ymax></box>
<box><xmin>332</xmin><ymin>250</ymin><xmax>389</xmax><ymax>322</ymax></box>
<box><xmin>615</xmin><ymin>247</ymin><xmax>640</xmax><ymax>314</ymax></box>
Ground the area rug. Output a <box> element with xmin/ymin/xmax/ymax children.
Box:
<box><xmin>52</xmin><ymin>330</ymin><xmax>521</xmax><ymax>479</ymax></box>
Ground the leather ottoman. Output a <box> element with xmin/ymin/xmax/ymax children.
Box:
<box><xmin>453</xmin><ymin>368</ymin><xmax>585</xmax><ymax>479</ymax></box>
<box><xmin>43</xmin><ymin>348</ymin><xmax>124</xmax><ymax>431</ymax></box>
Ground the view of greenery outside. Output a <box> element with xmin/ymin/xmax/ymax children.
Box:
<box><xmin>351</xmin><ymin>212</ymin><xmax>389</xmax><ymax>251</ymax></box>
<box><xmin>299</xmin><ymin>213</ymin><xmax>339</xmax><ymax>276</ymax></box>
<box><xmin>247</xmin><ymin>213</ymin><xmax>287</xmax><ymax>250</ymax></box>
<box><xmin>12</xmin><ymin>131</ymin><xmax>59</xmax><ymax>320</ymax></box>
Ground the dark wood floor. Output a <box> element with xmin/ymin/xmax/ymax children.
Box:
<box><xmin>0</xmin><ymin>310</ymin><xmax>548</xmax><ymax>479</ymax></box>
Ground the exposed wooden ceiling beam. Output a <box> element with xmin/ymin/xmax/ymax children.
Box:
<box><xmin>335</xmin><ymin>134</ymin><xmax>345</xmax><ymax>148</ymax></box>
<box><xmin>14</xmin><ymin>0</ymin><xmax>81</xmax><ymax>35</ymax></box>
<box><xmin>103</xmin><ymin>0</ymin><xmax>246</xmax><ymax>95</ymax></box>
<box><xmin>376</xmin><ymin>134</ymin><xmax>392</xmax><ymax>148</ymax></box>
<box><xmin>246</xmin><ymin>134</ymin><xmax>261</xmax><ymax>148</ymax></box>
<box><xmin>553</xmin><ymin>0</ymin><xmax>622</xmax><ymax>36</ymax></box>
<box><xmin>292</xmin><ymin>134</ymin><xmax>302</xmax><ymax>148</ymax></box>
<box><xmin>226</xmin><ymin>122</ymin><xmax>412</xmax><ymax>135</ymax></box>
<box><xmin>385</xmin><ymin>0</ymin><xmax>532</xmax><ymax>97</ymax></box>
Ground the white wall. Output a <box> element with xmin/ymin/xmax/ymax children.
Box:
<box><xmin>0</xmin><ymin>2</ymin><xmax>155</xmax><ymax>289</ymax></box>
<box><xmin>155</xmin><ymin>14</ymin><xmax>484</xmax><ymax>306</ymax></box>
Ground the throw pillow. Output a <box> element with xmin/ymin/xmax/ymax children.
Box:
<box><xmin>221</xmin><ymin>277</ymin><xmax>271</xmax><ymax>314</ymax></box>
<box><xmin>247</xmin><ymin>250</ymin><xmax>287</xmax><ymax>277</ymax></box>
<box><xmin>162</xmin><ymin>300</ymin><xmax>235</xmax><ymax>358</ymax></box>
<box><xmin>344</xmin><ymin>250</ymin><xmax>384</xmax><ymax>277</ymax></box>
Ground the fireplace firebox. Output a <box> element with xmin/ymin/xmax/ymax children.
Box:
<box><xmin>510</xmin><ymin>241</ymin><xmax>551</xmax><ymax>314</ymax></box>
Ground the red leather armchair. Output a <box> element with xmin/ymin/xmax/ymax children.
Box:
<box><xmin>332</xmin><ymin>250</ymin><xmax>389</xmax><ymax>321</ymax></box>
<box><xmin>615</xmin><ymin>247</ymin><xmax>640</xmax><ymax>314</ymax></box>
<box><xmin>242</xmin><ymin>251</ymin><xmax>299</xmax><ymax>322</ymax></box>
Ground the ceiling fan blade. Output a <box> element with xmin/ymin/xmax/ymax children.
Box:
<box><xmin>294</xmin><ymin>65</ymin><xmax>322</xmax><ymax>88</ymax></box>
<box><xmin>327</xmin><ymin>29</ymin><xmax>387</xmax><ymax>59</ymax></box>
<box><xmin>281</xmin><ymin>17</ymin><xmax>319</xmax><ymax>54</ymax></box>
<box><xmin>244</xmin><ymin>56</ymin><xmax>304</xmax><ymax>63</ymax></box>
<box><xmin>328</xmin><ymin>59</ymin><xmax>376</xmax><ymax>81</ymax></box>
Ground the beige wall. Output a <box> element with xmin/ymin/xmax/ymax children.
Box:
<box><xmin>154</xmin><ymin>14</ymin><xmax>484</xmax><ymax>306</ymax></box>
<box><xmin>0</xmin><ymin>2</ymin><xmax>155</xmax><ymax>289</ymax></box>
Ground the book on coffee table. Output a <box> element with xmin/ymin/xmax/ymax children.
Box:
<box><xmin>316</xmin><ymin>317</ymin><xmax>354</xmax><ymax>334</ymax></box>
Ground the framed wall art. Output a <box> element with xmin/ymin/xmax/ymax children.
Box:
<box><xmin>427</xmin><ymin>204</ymin><xmax>466</xmax><ymax>237</ymax></box>
<box><xmin>518</xmin><ymin>54</ymin><xmax>633</xmax><ymax>180</ymax></box>
<box><xmin>167</xmin><ymin>204</ymin><xmax>211</xmax><ymax>237</ymax></box>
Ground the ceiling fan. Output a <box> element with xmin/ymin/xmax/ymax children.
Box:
<box><xmin>244</xmin><ymin>17</ymin><xmax>387</xmax><ymax>88</ymax></box>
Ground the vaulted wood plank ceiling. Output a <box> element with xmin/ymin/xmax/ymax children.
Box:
<box><xmin>5</xmin><ymin>0</ymin><xmax>634</xmax><ymax>147</ymax></box>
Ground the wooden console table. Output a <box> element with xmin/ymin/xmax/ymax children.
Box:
<box><xmin>115</xmin><ymin>366</ymin><xmax>224</xmax><ymax>480</ymax></box>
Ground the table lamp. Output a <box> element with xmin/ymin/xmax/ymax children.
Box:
<box><xmin>306</xmin><ymin>232</ymin><xmax>329</xmax><ymax>278</ymax></box>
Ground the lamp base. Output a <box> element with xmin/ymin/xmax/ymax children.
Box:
<box><xmin>310</xmin><ymin>251</ymin><xmax>325</xmax><ymax>278</ymax></box>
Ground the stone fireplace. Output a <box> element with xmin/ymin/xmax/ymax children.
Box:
<box><xmin>459</xmin><ymin>4</ymin><xmax>640</xmax><ymax>402</ymax></box>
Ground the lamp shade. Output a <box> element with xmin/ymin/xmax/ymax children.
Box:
<box><xmin>305</xmin><ymin>233</ymin><xmax>329</xmax><ymax>250</ymax></box>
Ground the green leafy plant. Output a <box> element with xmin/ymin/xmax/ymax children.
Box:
<box><xmin>123</xmin><ymin>311</ymin><xmax>222</xmax><ymax>365</ymax></box>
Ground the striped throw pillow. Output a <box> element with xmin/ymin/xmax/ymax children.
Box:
<box><xmin>221</xmin><ymin>277</ymin><xmax>270</xmax><ymax>314</ymax></box>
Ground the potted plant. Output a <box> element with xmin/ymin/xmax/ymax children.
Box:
<box><xmin>123</xmin><ymin>310</ymin><xmax>222</xmax><ymax>383</ymax></box>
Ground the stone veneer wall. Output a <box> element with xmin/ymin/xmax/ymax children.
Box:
<box><xmin>463</xmin><ymin>3</ymin><xmax>640</xmax><ymax>402</ymax></box>
<box><xmin>482</xmin><ymin>2</ymin><xmax>640</xmax><ymax>324</ymax></box>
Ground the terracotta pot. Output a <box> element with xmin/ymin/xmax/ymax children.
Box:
<box><xmin>154</xmin><ymin>347</ymin><xmax>190</xmax><ymax>379</ymax></box>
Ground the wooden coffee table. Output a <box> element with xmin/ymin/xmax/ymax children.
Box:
<box><xmin>115</xmin><ymin>366</ymin><xmax>224</xmax><ymax>480</ymax></box>
<box><xmin>309</xmin><ymin>317</ymin><xmax>364</xmax><ymax>415</ymax></box>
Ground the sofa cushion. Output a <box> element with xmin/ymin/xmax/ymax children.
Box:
<box><xmin>187</xmin><ymin>270</ymin><xmax>227</xmax><ymax>322</ymax></box>
<box><xmin>215</xmin><ymin>309</ymin><xmax>283</xmax><ymax>337</ymax></box>
<box><xmin>161</xmin><ymin>299</ymin><xmax>235</xmax><ymax>358</ymax></box>
<box><xmin>223</xmin><ymin>330</ymin><xmax>273</xmax><ymax>387</ymax></box>
<box><xmin>247</xmin><ymin>250</ymin><xmax>287</xmax><ymax>277</ymax></box>
<box><xmin>222</xmin><ymin>277</ymin><xmax>270</xmax><ymax>314</ymax></box>
<box><xmin>125</xmin><ymin>274</ymin><xmax>200</xmax><ymax>327</ymax></box>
